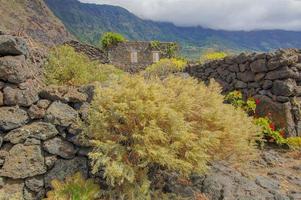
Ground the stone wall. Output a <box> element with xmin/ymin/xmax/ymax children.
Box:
<box><xmin>64</xmin><ymin>40</ymin><xmax>108</xmax><ymax>63</ymax></box>
<box><xmin>107</xmin><ymin>41</ymin><xmax>178</xmax><ymax>72</ymax></box>
<box><xmin>186</xmin><ymin>49</ymin><xmax>301</xmax><ymax>137</ymax></box>
<box><xmin>0</xmin><ymin>34</ymin><xmax>94</xmax><ymax>199</ymax></box>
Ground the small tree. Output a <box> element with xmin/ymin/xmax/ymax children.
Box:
<box><xmin>100</xmin><ymin>32</ymin><xmax>126</xmax><ymax>49</ymax></box>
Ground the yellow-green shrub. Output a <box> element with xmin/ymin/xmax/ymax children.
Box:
<box><xmin>144</xmin><ymin>58</ymin><xmax>187</xmax><ymax>78</ymax></box>
<box><xmin>200</xmin><ymin>51</ymin><xmax>227</xmax><ymax>63</ymax></box>
<box><xmin>286</xmin><ymin>137</ymin><xmax>301</xmax><ymax>150</ymax></box>
<box><xmin>44</xmin><ymin>172</ymin><xmax>101</xmax><ymax>200</ymax></box>
<box><xmin>100</xmin><ymin>32</ymin><xmax>126</xmax><ymax>49</ymax></box>
<box><xmin>44</xmin><ymin>45</ymin><xmax>124</xmax><ymax>86</ymax></box>
<box><xmin>85</xmin><ymin>74</ymin><xmax>259</xmax><ymax>199</ymax></box>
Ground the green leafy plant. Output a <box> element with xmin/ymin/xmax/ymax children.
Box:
<box><xmin>254</xmin><ymin>117</ymin><xmax>286</xmax><ymax>145</ymax></box>
<box><xmin>44</xmin><ymin>172</ymin><xmax>101</xmax><ymax>200</ymax></box>
<box><xmin>144</xmin><ymin>58</ymin><xmax>187</xmax><ymax>78</ymax></box>
<box><xmin>224</xmin><ymin>91</ymin><xmax>256</xmax><ymax>115</ymax></box>
<box><xmin>85</xmin><ymin>74</ymin><xmax>259</xmax><ymax>200</ymax></box>
<box><xmin>44</xmin><ymin>45</ymin><xmax>124</xmax><ymax>86</ymax></box>
<box><xmin>226</xmin><ymin>90</ymin><xmax>301</xmax><ymax>149</ymax></box>
<box><xmin>100</xmin><ymin>32</ymin><xmax>126</xmax><ymax>49</ymax></box>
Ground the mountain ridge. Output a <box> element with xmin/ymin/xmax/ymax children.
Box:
<box><xmin>45</xmin><ymin>0</ymin><xmax>301</xmax><ymax>59</ymax></box>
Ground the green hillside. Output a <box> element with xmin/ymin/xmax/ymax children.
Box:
<box><xmin>45</xmin><ymin>0</ymin><xmax>301</xmax><ymax>59</ymax></box>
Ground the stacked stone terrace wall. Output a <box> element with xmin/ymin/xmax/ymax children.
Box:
<box><xmin>186</xmin><ymin>49</ymin><xmax>301</xmax><ymax>137</ymax></box>
<box><xmin>0</xmin><ymin>34</ymin><xmax>95</xmax><ymax>199</ymax></box>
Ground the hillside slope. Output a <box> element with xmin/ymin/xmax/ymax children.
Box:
<box><xmin>45</xmin><ymin>0</ymin><xmax>301</xmax><ymax>59</ymax></box>
<box><xmin>0</xmin><ymin>0</ymin><xmax>73</xmax><ymax>47</ymax></box>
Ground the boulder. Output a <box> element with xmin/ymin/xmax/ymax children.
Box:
<box><xmin>228</xmin><ymin>64</ymin><xmax>239</xmax><ymax>72</ymax></box>
<box><xmin>37</xmin><ymin>99</ymin><xmax>51</xmax><ymax>109</ymax></box>
<box><xmin>25</xmin><ymin>175</ymin><xmax>44</xmax><ymax>192</ymax></box>
<box><xmin>40</xmin><ymin>85</ymin><xmax>87</xmax><ymax>103</ymax></box>
<box><xmin>0</xmin><ymin>107</ymin><xmax>28</xmax><ymax>131</ymax></box>
<box><xmin>265</xmin><ymin>67</ymin><xmax>299</xmax><ymax>80</ymax></box>
<box><xmin>237</xmin><ymin>71</ymin><xmax>255</xmax><ymax>82</ymax></box>
<box><xmin>45</xmin><ymin>101</ymin><xmax>79</xmax><ymax>127</ymax></box>
<box><xmin>255</xmin><ymin>95</ymin><xmax>296</xmax><ymax>137</ymax></box>
<box><xmin>250</xmin><ymin>59</ymin><xmax>267</xmax><ymax>73</ymax></box>
<box><xmin>271</xmin><ymin>79</ymin><xmax>296</xmax><ymax>97</ymax></box>
<box><xmin>0</xmin><ymin>179</ymin><xmax>24</xmax><ymax>199</ymax></box>
<box><xmin>0</xmin><ymin>55</ymin><xmax>30</xmax><ymax>84</ymax></box>
<box><xmin>4</xmin><ymin>122</ymin><xmax>58</xmax><ymax>144</ymax></box>
<box><xmin>44</xmin><ymin>157</ymin><xmax>88</xmax><ymax>188</ymax></box>
<box><xmin>0</xmin><ymin>35</ymin><xmax>28</xmax><ymax>57</ymax></box>
<box><xmin>234</xmin><ymin>81</ymin><xmax>247</xmax><ymax>89</ymax></box>
<box><xmin>255</xmin><ymin>73</ymin><xmax>265</xmax><ymax>82</ymax></box>
<box><xmin>43</xmin><ymin>137</ymin><xmax>77</xmax><ymax>159</ymax></box>
<box><xmin>262</xmin><ymin>80</ymin><xmax>273</xmax><ymax>90</ymax></box>
<box><xmin>239</xmin><ymin>63</ymin><xmax>249</xmax><ymax>72</ymax></box>
<box><xmin>3</xmin><ymin>83</ymin><xmax>39</xmax><ymax>107</ymax></box>
<box><xmin>234</xmin><ymin>53</ymin><xmax>249</xmax><ymax>64</ymax></box>
<box><xmin>45</xmin><ymin>155</ymin><xmax>57</xmax><ymax>170</ymax></box>
<box><xmin>28</xmin><ymin>104</ymin><xmax>46</xmax><ymax>119</ymax></box>
<box><xmin>0</xmin><ymin>144</ymin><xmax>46</xmax><ymax>179</ymax></box>
<box><xmin>267</xmin><ymin>58</ymin><xmax>281</xmax><ymax>70</ymax></box>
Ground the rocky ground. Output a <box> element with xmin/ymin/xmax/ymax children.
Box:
<box><xmin>167</xmin><ymin>148</ymin><xmax>301</xmax><ymax>200</ymax></box>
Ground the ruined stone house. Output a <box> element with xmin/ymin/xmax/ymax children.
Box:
<box><xmin>66</xmin><ymin>40</ymin><xmax>179</xmax><ymax>72</ymax></box>
<box><xmin>106</xmin><ymin>41</ymin><xmax>179</xmax><ymax>72</ymax></box>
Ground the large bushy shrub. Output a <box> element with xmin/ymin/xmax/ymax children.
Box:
<box><xmin>44</xmin><ymin>172</ymin><xmax>101</xmax><ymax>200</ymax></box>
<box><xmin>144</xmin><ymin>58</ymin><xmax>187</xmax><ymax>78</ymax></box>
<box><xmin>44</xmin><ymin>45</ymin><xmax>124</xmax><ymax>86</ymax></box>
<box><xmin>85</xmin><ymin>75</ymin><xmax>259</xmax><ymax>199</ymax></box>
<box><xmin>100</xmin><ymin>32</ymin><xmax>126</xmax><ymax>49</ymax></box>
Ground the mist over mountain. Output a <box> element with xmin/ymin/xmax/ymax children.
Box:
<box><xmin>45</xmin><ymin>0</ymin><xmax>301</xmax><ymax>59</ymax></box>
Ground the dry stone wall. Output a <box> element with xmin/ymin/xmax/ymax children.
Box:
<box><xmin>186</xmin><ymin>49</ymin><xmax>301</xmax><ymax>137</ymax></box>
<box><xmin>0</xmin><ymin>34</ymin><xmax>94</xmax><ymax>200</ymax></box>
<box><xmin>64</xmin><ymin>40</ymin><xmax>108</xmax><ymax>63</ymax></box>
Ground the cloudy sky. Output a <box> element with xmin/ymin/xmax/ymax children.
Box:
<box><xmin>79</xmin><ymin>0</ymin><xmax>301</xmax><ymax>31</ymax></box>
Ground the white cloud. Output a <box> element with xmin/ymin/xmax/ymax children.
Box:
<box><xmin>79</xmin><ymin>0</ymin><xmax>301</xmax><ymax>31</ymax></box>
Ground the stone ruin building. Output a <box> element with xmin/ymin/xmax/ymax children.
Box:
<box><xmin>67</xmin><ymin>40</ymin><xmax>179</xmax><ymax>72</ymax></box>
